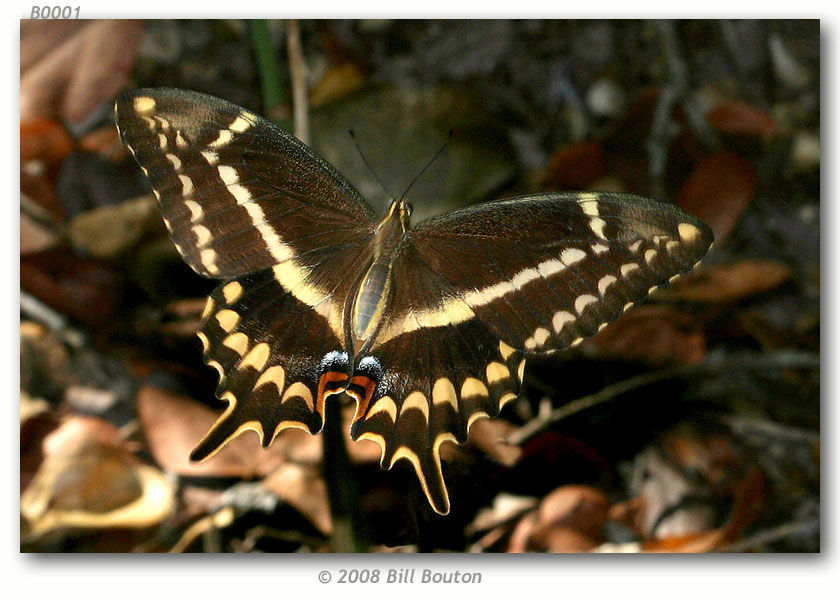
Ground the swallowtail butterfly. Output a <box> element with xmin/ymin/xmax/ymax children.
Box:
<box><xmin>116</xmin><ymin>88</ymin><xmax>713</xmax><ymax>515</ymax></box>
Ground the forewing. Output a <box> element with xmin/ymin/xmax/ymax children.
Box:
<box><xmin>115</xmin><ymin>88</ymin><xmax>376</xmax><ymax>279</ymax></box>
<box><xmin>407</xmin><ymin>192</ymin><xmax>714</xmax><ymax>352</ymax></box>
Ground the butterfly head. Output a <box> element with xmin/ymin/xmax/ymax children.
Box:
<box><xmin>384</xmin><ymin>199</ymin><xmax>413</xmax><ymax>232</ymax></box>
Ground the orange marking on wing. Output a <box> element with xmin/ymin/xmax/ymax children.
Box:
<box><xmin>317</xmin><ymin>370</ymin><xmax>348</xmax><ymax>416</ymax></box>
<box><xmin>349</xmin><ymin>375</ymin><xmax>377</xmax><ymax>422</ymax></box>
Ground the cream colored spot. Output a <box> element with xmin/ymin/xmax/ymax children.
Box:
<box><xmin>647</xmin><ymin>285</ymin><xmax>659</xmax><ymax>295</ymax></box>
<box><xmin>368</xmin><ymin>396</ymin><xmax>397</xmax><ymax>421</ymax></box>
<box><xmin>525</xmin><ymin>337</ymin><xmax>537</xmax><ymax>350</ymax></box>
<box><xmin>598</xmin><ymin>275</ymin><xmax>617</xmax><ymax>296</ymax></box>
<box><xmin>652</xmin><ymin>235</ymin><xmax>669</xmax><ymax>245</ymax></box>
<box><xmin>575</xmin><ymin>294</ymin><xmax>598</xmax><ymax>314</ymax></box>
<box><xmin>533</xmin><ymin>327</ymin><xmax>550</xmax><ymax>347</ymax></box>
<box><xmin>229</xmin><ymin>184</ymin><xmax>252</xmax><ymax>205</ymax></box>
<box><xmin>158</xmin><ymin>133</ymin><xmax>168</xmax><ymax>149</ymax></box>
<box><xmin>229</xmin><ymin>116</ymin><xmax>252</xmax><ymax>133</ymax></box>
<box><xmin>486</xmin><ymin>362</ymin><xmax>510</xmax><ymax>385</ymax></box>
<box><xmin>200</xmin><ymin>248</ymin><xmax>219</xmax><ymax>274</ymax></box>
<box><xmin>196</xmin><ymin>331</ymin><xmax>210</xmax><ymax>353</ymax></box>
<box><xmin>629</xmin><ymin>240</ymin><xmax>643</xmax><ymax>253</ymax></box>
<box><xmin>552</xmin><ymin>310</ymin><xmax>575</xmax><ymax>333</ymax></box>
<box><xmin>461</xmin><ymin>377</ymin><xmax>489</xmax><ymax>399</ymax></box>
<box><xmin>222</xmin><ymin>281</ymin><xmax>243</xmax><ymax>304</ymax></box>
<box><xmin>255</xmin><ymin>365</ymin><xmax>285</xmax><ymax>392</ymax></box>
<box><xmin>140</xmin><ymin>116</ymin><xmax>156</xmax><ymax>130</ymax></box>
<box><xmin>432</xmin><ymin>378</ymin><xmax>458</xmax><ymax>410</ymax></box>
<box><xmin>185</xmin><ymin>199</ymin><xmax>203</xmax><ymax>222</ymax></box>
<box><xmin>206</xmin><ymin>359</ymin><xmax>224</xmax><ymax>380</ymax></box>
<box><xmin>222</xmin><ymin>332</ymin><xmax>248</xmax><ymax>356</ymax></box>
<box><xmin>175</xmin><ymin>131</ymin><xmax>187</xmax><ymax>149</ymax></box>
<box><xmin>598</xmin><ymin>322</ymin><xmax>609</xmax><ymax>331</ymax></box>
<box><xmin>579</xmin><ymin>198</ymin><xmax>600</xmax><ymax>217</ymax></box>
<box><xmin>570</xmin><ymin>337</ymin><xmax>584</xmax><ymax>347</ymax></box>
<box><xmin>561</xmin><ymin>248</ymin><xmax>586</xmax><ymax>266</ymax></box>
<box><xmin>208</xmin><ymin>129</ymin><xmax>233</xmax><ymax>148</ymax></box>
<box><xmin>537</xmin><ymin>258</ymin><xmax>565</xmax><ymax>278</ymax></box>
<box><xmin>620</xmin><ymin>263</ymin><xmax>640</xmax><ymax>277</ymax></box>
<box><xmin>623</xmin><ymin>302</ymin><xmax>634</xmax><ymax>313</ymax></box>
<box><xmin>201</xmin><ymin>150</ymin><xmax>219</xmax><ymax>165</ymax></box>
<box><xmin>500</xmin><ymin>392</ymin><xmax>517</xmax><ymax>408</ymax></box>
<box><xmin>401</xmin><ymin>391</ymin><xmax>429</xmax><ymax>420</ymax></box>
<box><xmin>517</xmin><ymin>359</ymin><xmax>526</xmax><ymax>381</ymax></box>
<box><xmin>669</xmin><ymin>273</ymin><xmax>681</xmax><ymax>284</ymax></box>
<box><xmin>179</xmin><ymin>174</ymin><xmax>194</xmax><ymax>197</ymax></box>
<box><xmin>240</xmin><ymin>343</ymin><xmax>270</xmax><ymax>372</ymax></box>
<box><xmin>678</xmin><ymin>222</ymin><xmax>700</xmax><ymax>244</ymax></box>
<box><xmin>592</xmin><ymin>243</ymin><xmax>609</xmax><ymax>255</ymax></box>
<box><xmin>512</xmin><ymin>268</ymin><xmax>540</xmax><ymax>289</ymax></box>
<box><xmin>201</xmin><ymin>297</ymin><xmax>215</xmax><ymax>320</ymax></box>
<box><xmin>499</xmin><ymin>341</ymin><xmax>516</xmax><ymax>361</ymax></box>
<box><xmin>152</xmin><ymin>189</ymin><xmax>161</xmax><ymax>201</ymax></box>
<box><xmin>282</xmin><ymin>381</ymin><xmax>314</xmax><ymax>410</ymax></box>
<box><xmin>218</xmin><ymin>165</ymin><xmax>239</xmax><ymax>186</ymax></box>
<box><xmin>193</xmin><ymin>224</ymin><xmax>212</xmax><ymax>247</ymax></box>
<box><xmin>165</xmin><ymin>153</ymin><xmax>181</xmax><ymax>170</ymax></box>
<box><xmin>590</xmin><ymin>217</ymin><xmax>608</xmax><ymax>240</ymax></box>
<box><xmin>215</xmin><ymin>309</ymin><xmax>240</xmax><ymax>332</ymax></box>
<box><xmin>666</xmin><ymin>240</ymin><xmax>680</xmax><ymax>253</ymax></box>
<box><xmin>162</xmin><ymin>218</ymin><xmax>173</xmax><ymax>232</ymax></box>
<box><xmin>133</xmin><ymin>96</ymin><xmax>156</xmax><ymax>115</ymax></box>
<box><xmin>645</xmin><ymin>249</ymin><xmax>658</xmax><ymax>264</ymax></box>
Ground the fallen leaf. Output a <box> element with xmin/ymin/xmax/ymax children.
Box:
<box><xmin>42</xmin><ymin>415</ymin><xmax>122</xmax><ymax>458</ymax></box>
<box><xmin>654</xmin><ymin>260</ymin><xmax>792</xmax><ymax>304</ymax></box>
<box><xmin>536</xmin><ymin>485</ymin><xmax>610</xmax><ymax>539</ymax></box>
<box><xmin>675</xmin><ymin>151</ymin><xmax>756</xmax><ymax>243</ymax></box>
<box><xmin>544</xmin><ymin>141</ymin><xmax>606</xmax><ymax>190</ymax></box>
<box><xmin>20</xmin><ymin>119</ymin><xmax>73</xmax><ymax>167</ymax></box>
<box><xmin>707</xmin><ymin>99</ymin><xmax>779</xmax><ymax>140</ymax></box>
<box><xmin>21</xmin><ymin>441</ymin><xmax>174</xmax><ymax>538</ymax></box>
<box><xmin>585</xmin><ymin>305</ymin><xmax>706</xmax><ymax>365</ymax></box>
<box><xmin>310</xmin><ymin>62</ymin><xmax>366</xmax><ymax>108</ymax></box>
<box><xmin>68</xmin><ymin>194</ymin><xmax>158</xmax><ymax>258</ymax></box>
<box><xmin>21</xmin><ymin>20</ymin><xmax>143</xmax><ymax>124</ymax></box>
<box><xmin>263</xmin><ymin>463</ymin><xmax>332</xmax><ymax>535</ymax></box>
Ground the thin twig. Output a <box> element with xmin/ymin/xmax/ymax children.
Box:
<box><xmin>508</xmin><ymin>351</ymin><xmax>819</xmax><ymax>446</ymax></box>
<box><xmin>286</xmin><ymin>19</ymin><xmax>310</xmax><ymax>145</ymax></box>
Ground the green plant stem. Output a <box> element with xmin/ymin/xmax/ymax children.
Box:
<box><xmin>249</xmin><ymin>19</ymin><xmax>288</xmax><ymax>129</ymax></box>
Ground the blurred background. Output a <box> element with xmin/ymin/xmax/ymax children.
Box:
<box><xmin>20</xmin><ymin>19</ymin><xmax>819</xmax><ymax>552</ymax></box>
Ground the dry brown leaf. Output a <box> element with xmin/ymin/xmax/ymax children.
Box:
<box><xmin>263</xmin><ymin>463</ymin><xmax>332</xmax><ymax>535</ymax></box>
<box><xmin>544</xmin><ymin>141</ymin><xmax>606</xmax><ymax>190</ymax></box>
<box><xmin>136</xmin><ymin>384</ymin><xmax>294</xmax><ymax>479</ymax></box>
<box><xmin>675</xmin><ymin>150</ymin><xmax>756</xmax><ymax>243</ymax></box>
<box><xmin>21</xmin><ymin>441</ymin><xmax>174</xmax><ymax>538</ymax></box>
<box><xmin>655</xmin><ymin>260</ymin><xmax>792</xmax><ymax>304</ymax></box>
<box><xmin>536</xmin><ymin>485</ymin><xmax>610</xmax><ymax>539</ymax></box>
<box><xmin>42</xmin><ymin>415</ymin><xmax>122</xmax><ymax>458</ymax></box>
<box><xmin>310</xmin><ymin>62</ymin><xmax>366</xmax><ymax>108</ymax></box>
<box><xmin>20</xmin><ymin>119</ymin><xmax>73</xmax><ymax>167</ymax></box>
<box><xmin>585</xmin><ymin>305</ymin><xmax>706</xmax><ymax>365</ymax></box>
<box><xmin>68</xmin><ymin>194</ymin><xmax>158</xmax><ymax>258</ymax></box>
<box><xmin>707</xmin><ymin>99</ymin><xmax>779</xmax><ymax>140</ymax></box>
<box><xmin>461</xmin><ymin>417</ymin><xmax>522</xmax><ymax>466</ymax></box>
<box><xmin>137</xmin><ymin>385</ymin><xmax>379</xmax><ymax>479</ymax></box>
<box><xmin>21</xmin><ymin>20</ymin><xmax>143</xmax><ymax>124</ymax></box>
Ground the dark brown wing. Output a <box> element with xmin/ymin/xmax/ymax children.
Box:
<box><xmin>350</xmin><ymin>192</ymin><xmax>712</xmax><ymax>514</ymax></box>
<box><xmin>115</xmin><ymin>88</ymin><xmax>376</xmax><ymax>279</ymax></box>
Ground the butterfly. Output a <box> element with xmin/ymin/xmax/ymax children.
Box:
<box><xmin>116</xmin><ymin>88</ymin><xmax>713</xmax><ymax>515</ymax></box>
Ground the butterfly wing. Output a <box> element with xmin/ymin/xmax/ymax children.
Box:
<box><xmin>351</xmin><ymin>192</ymin><xmax>713</xmax><ymax>514</ymax></box>
<box><xmin>116</xmin><ymin>88</ymin><xmax>377</xmax><ymax>459</ymax></box>
<box><xmin>115</xmin><ymin>88</ymin><xmax>376</xmax><ymax>279</ymax></box>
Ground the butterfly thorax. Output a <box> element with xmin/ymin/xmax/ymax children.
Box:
<box><xmin>350</xmin><ymin>200</ymin><xmax>412</xmax><ymax>347</ymax></box>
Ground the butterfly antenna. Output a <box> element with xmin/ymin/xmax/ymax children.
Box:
<box><xmin>399</xmin><ymin>128</ymin><xmax>454</xmax><ymax>201</ymax></box>
<box><xmin>349</xmin><ymin>129</ymin><xmax>395</xmax><ymax>199</ymax></box>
